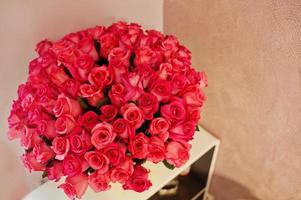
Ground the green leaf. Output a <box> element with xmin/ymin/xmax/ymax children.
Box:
<box><xmin>163</xmin><ymin>160</ymin><xmax>175</xmax><ymax>170</ymax></box>
<box><xmin>42</xmin><ymin>171</ymin><xmax>48</xmax><ymax>178</ymax></box>
<box><xmin>78</xmin><ymin>97</ymin><xmax>90</xmax><ymax>110</ymax></box>
<box><xmin>96</xmin><ymin>97</ymin><xmax>109</xmax><ymax>108</ymax></box>
<box><xmin>196</xmin><ymin>125</ymin><xmax>200</xmax><ymax>131</ymax></box>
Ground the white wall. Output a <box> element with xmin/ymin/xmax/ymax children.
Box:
<box><xmin>0</xmin><ymin>0</ymin><xmax>163</xmax><ymax>199</ymax></box>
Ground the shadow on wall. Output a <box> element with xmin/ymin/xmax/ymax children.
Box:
<box><xmin>210</xmin><ymin>174</ymin><xmax>261</xmax><ymax>200</ymax></box>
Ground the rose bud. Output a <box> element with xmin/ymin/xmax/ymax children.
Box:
<box><xmin>99</xmin><ymin>105</ymin><xmax>118</xmax><ymax>122</ymax></box>
<box><xmin>88</xmin><ymin>171</ymin><xmax>111</xmax><ymax>192</ymax></box>
<box><xmin>33</xmin><ymin>142</ymin><xmax>55</xmax><ymax>164</ymax></box>
<box><xmin>129</xmin><ymin>133</ymin><xmax>149</xmax><ymax>159</ymax></box>
<box><xmin>78</xmin><ymin>36</ymin><xmax>99</xmax><ymax>61</ymax></box>
<box><xmin>165</xmin><ymin>141</ymin><xmax>191</xmax><ymax>168</ymax></box>
<box><xmin>53</xmin><ymin>94</ymin><xmax>82</xmax><ymax>118</ymax></box>
<box><xmin>46</xmin><ymin>161</ymin><xmax>63</xmax><ymax>182</ymax></box>
<box><xmin>21</xmin><ymin>151</ymin><xmax>45</xmax><ymax>172</ymax></box>
<box><xmin>20</xmin><ymin>129</ymin><xmax>42</xmax><ymax>150</ymax></box>
<box><xmin>84</xmin><ymin>151</ymin><xmax>109</xmax><ymax>173</ymax></box>
<box><xmin>88</xmin><ymin>66</ymin><xmax>112</xmax><ymax>89</ymax></box>
<box><xmin>78</xmin><ymin>111</ymin><xmax>99</xmax><ymax>131</ymax></box>
<box><xmin>37</xmin><ymin>119</ymin><xmax>57</xmax><ymax>140</ymax></box>
<box><xmin>161</xmin><ymin>97</ymin><xmax>186</xmax><ymax>121</ymax></box>
<box><xmin>58</xmin><ymin>173</ymin><xmax>88</xmax><ymax>200</ymax></box>
<box><xmin>99</xmin><ymin>33</ymin><xmax>118</xmax><ymax>58</ymax></box>
<box><xmin>108</xmin><ymin>47</ymin><xmax>130</xmax><ymax>82</ymax></box>
<box><xmin>149</xmin><ymin>117</ymin><xmax>170</xmax><ymax>142</ymax></box>
<box><xmin>110</xmin><ymin>156</ymin><xmax>134</xmax><ymax>184</ymax></box>
<box><xmin>55</xmin><ymin>114</ymin><xmax>77</xmax><ymax>135</ymax></box>
<box><xmin>147</xmin><ymin>136</ymin><xmax>166</xmax><ymax>163</ymax></box>
<box><xmin>79</xmin><ymin>84</ymin><xmax>104</xmax><ymax>107</ymax></box>
<box><xmin>122</xmin><ymin>165</ymin><xmax>152</xmax><ymax>192</ymax></box>
<box><xmin>62</xmin><ymin>154</ymin><xmax>86</xmax><ymax>176</ymax></box>
<box><xmin>69</xmin><ymin>129</ymin><xmax>93</xmax><ymax>155</ymax></box>
<box><xmin>52</xmin><ymin>136</ymin><xmax>70</xmax><ymax>160</ymax></box>
<box><xmin>120</xmin><ymin>103</ymin><xmax>144</xmax><ymax>129</ymax></box>
<box><xmin>103</xmin><ymin>143</ymin><xmax>126</xmax><ymax>167</ymax></box>
<box><xmin>182</xmin><ymin>85</ymin><xmax>206</xmax><ymax>107</ymax></box>
<box><xmin>35</xmin><ymin>39</ymin><xmax>52</xmax><ymax>56</ymax></box>
<box><xmin>137</xmin><ymin>92</ymin><xmax>159</xmax><ymax>120</ymax></box>
<box><xmin>91</xmin><ymin>122</ymin><xmax>116</xmax><ymax>149</ymax></box>
<box><xmin>109</xmin><ymin>83</ymin><xmax>126</xmax><ymax>107</ymax></box>
<box><xmin>149</xmin><ymin>79</ymin><xmax>171</xmax><ymax>103</ymax></box>
<box><xmin>61</xmin><ymin>79</ymin><xmax>80</xmax><ymax>98</ymax></box>
<box><xmin>112</xmin><ymin>118</ymin><xmax>135</xmax><ymax>141</ymax></box>
<box><xmin>169</xmin><ymin>120</ymin><xmax>196</xmax><ymax>142</ymax></box>
<box><xmin>73</xmin><ymin>54</ymin><xmax>94</xmax><ymax>81</ymax></box>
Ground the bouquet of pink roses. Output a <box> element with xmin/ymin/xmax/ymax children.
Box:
<box><xmin>7</xmin><ymin>21</ymin><xmax>207</xmax><ymax>199</ymax></box>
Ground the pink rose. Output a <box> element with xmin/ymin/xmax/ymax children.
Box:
<box><xmin>91</xmin><ymin>122</ymin><xmax>116</xmax><ymax>149</ymax></box>
<box><xmin>52</xmin><ymin>136</ymin><xmax>70</xmax><ymax>160</ymax></box>
<box><xmin>62</xmin><ymin>154</ymin><xmax>86</xmax><ymax>176</ymax></box>
<box><xmin>171</xmin><ymin>73</ymin><xmax>188</xmax><ymax>95</ymax></box>
<box><xmin>120</xmin><ymin>72</ymin><xmax>144</xmax><ymax>101</ymax></box>
<box><xmin>129</xmin><ymin>133</ymin><xmax>149</xmax><ymax>159</ymax></box>
<box><xmin>59</xmin><ymin>173</ymin><xmax>88</xmax><ymax>200</ymax></box>
<box><xmin>199</xmin><ymin>71</ymin><xmax>208</xmax><ymax>88</ymax></box>
<box><xmin>35</xmin><ymin>39</ymin><xmax>52</xmax><ymax>56</ymax></box>
<box><xmin>88</xmin><ymin>171</ymin><xmax>111</xmax><ymax>192</ymax></box>
<box><xmin>147</xmin><ymin>136</ymin><xmax>166</xmax><ymax>163</ymax></box>
<box><xmin>69</xmin><ymin>130</ymin><xmax>93</xmax><ymax>154</ymax></box>
<box><xmin>134</xmin><ymin>46</ymin><xmax>156</xmax><ymax>67</ymax></box>
<box><xmin>78</xmin><ymin>111</ymin><xmax>99</xmax><ymax>130</ymax></box>
<box><xmin>165</xmin><ymin>141</ymin><xmax>191</xmax><ymax>168</ymax></box>
<box><xmin>46</xmin><ymin>64</ymin><xmax>70</xmax><ymax>86</ymax></box>
<box><xmin>37</xmin><ymin>120</ymin><xmax>57</xmax><ymax>140</ymax></box>
<box><xmin>61</xmin><ymin>79</ymin><xmax>80</xmax><ymax>98</ymax></box>
<box><xmin>157</xmin><ymin>63</ymin><xmax>173</xmax><ymax>80</ymax></box>
<box><xmin>78</xmin><ymin>36</ymin><xmax>99</xmax><ymax>61</ymax></box>
<box><xmin>20</xmin><ymin>129</ymin><xmax>42</xmax><ymax>150</ymax></box>
<box><xmin>112</xmin><ymin>118</ymin><xmax>134</xmax><ymax>140</ymax></box>
<box><xmin>149</xmin><ymin>79</ymin><xmax>171</xmax><ymax>103</ymax></box>
<box><xmin>103</xmin><ymin>143</ymin><xmax>126</xmax><ymax>167</ymax></box>
<box><xmin>73</xmin><ymin>54</ymin><xmax>94</xmax><ymax>81</ymax></box>
<box><xmin>137</xmin><ymin>93</ymin><xmax>159</xmax><ymax>120</ymax></box>
<box><xmin>33</xmin><ymin>142</ymin><xmax>55</xmax><ymax>164</ymax></box>
<box><xmin>46</xmin><ymin>161</ymin><xmax>63</xmax><ymax>182</ymax></box>
<box><xmin>182</xmin><ymin>85</ymin><xmax>206</xmax><ymax>107</ymax></box>
<box><xmin>169</xmin><ymin>120</ymin><xmax>195</xmax><ymax>142</ymax></box>
<box><xmin>88</xmin><ymin>66</ymin><xmax>112</xmax><ymax>89</ymax></box>
<box><xmin>108</xmin><ymin>83</ymin><xmax>126</xmax><ymax>106</ymax></box>
<box><xmin>99</xmin><ymin>33</ymin><xmax>118</xmax><ymax>58</ymax></box>
<box><xmin>161</xmin><ymin>97</ymin><xmax>186</xmax><ymax>121</ymax></box>
<box><xmin>121</xmin><ymin>103</ymin><xmax>144</xmax><ymax>128</ymax></box>
<box><xmin>119</xmin><ymin>23</ymin><xmax>142</xmax><ymax>49</ymax></box>
<box><xmin>79</xmin><ymin>84</ymin><xmax>104</xmax><ymax>107</ymax></box>
<box><xmin>186</xmin><ymin>106</ymin><xmax>201</xmax><ymax>122</ymax></box>
<box><xmin>53</xmin><ymin>94</ymin><xmax>82</xmax><ymax>118</ymax></box>
<box><xmin>139</xmin><ymin>30</ymin><xmax>164</xmax><ymax>48</ymax></box>
<box><xmin>21</xmin><ymin>151</ymin><xmax>45</xmax><ymax>172</ymax></box>
<box><xmin>149</xmin><ymin>117</ymin><xmax>170</xmax><ymax>141</ymax></box>
<box><xmin>123</xmin><ymin>165</ymin><xmax>152</xmax><ymax>192</ymax></box>
<box><xmin>55</xmin><ymin>114</ymin><xmax>77</xmax><ymax>135</ymax></box>
<box><xmin>110</xmin><ymin>156</ymin><xmax>134</xmax><ymax>184</ymax></box>
<box><xmin>99</xmin><ymin>105</ymin><xmax>118</xmax><ymax>122</ymax></box>
<box><xmin>160</xmin><ymin>35</ymin><xmax>179</xmax><ymax>59</ymax></box>
<box><xmin>84</xmin><ymin>151</ymin><xmax>109</xmax><ymax>173</ymax></box>
<box><xmin>186</xmin><ymin>68</ymin><xmax>201</xmax><ymax>85</ymax></box>
<box><xmin>108</xmin><ymin>47</ymin><xmax>130</xmax><ymax>82</ymax></box>
<box><xmin>86</xmin><ymin>26</ymin><xmax>105</xmax><ymax>40</ymax></box>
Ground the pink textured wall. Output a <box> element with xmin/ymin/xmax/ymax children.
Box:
<box><xmin>165</xmin><ymin>0</ymin><xmax>301</xmax><ymax>199</ymax></box>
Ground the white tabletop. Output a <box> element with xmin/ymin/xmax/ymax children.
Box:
<box><xmin>23</xmin><ymin>126</ymin><xmax>219</xmax><ymax>200</ymax></box>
